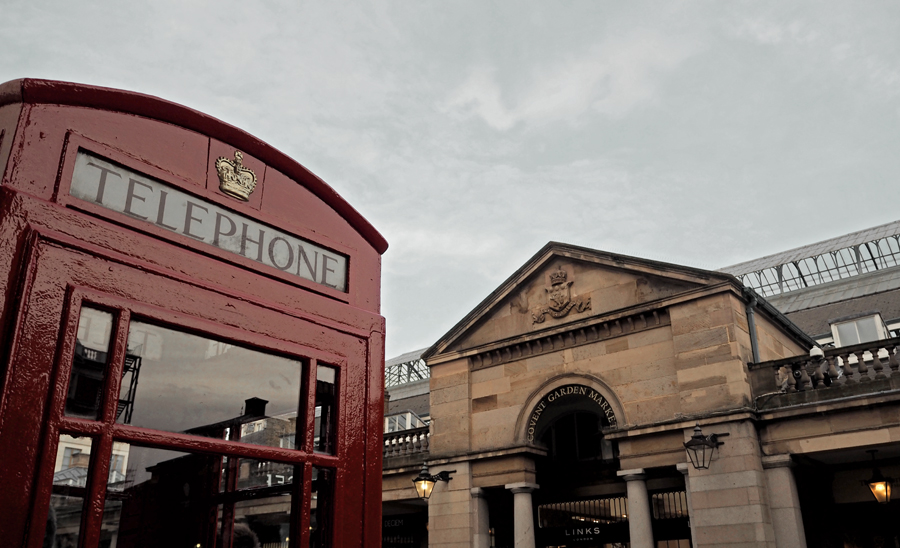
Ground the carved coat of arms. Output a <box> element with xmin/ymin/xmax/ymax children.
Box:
<box><xmin>532</xmin><ymin>269</ymin><xmax>591</xmax><ymax>324</ymax></box>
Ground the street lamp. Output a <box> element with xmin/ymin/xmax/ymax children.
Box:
<box><xmin>864</xmin><ymin>450</ymin><xmax>893</xmax><ymax>504</ymax></box>
<box><xmin>683</xmin><ymin>424</ymin><xmax>729</xmax><ymax>470</ymax></box>
<box><xmin>412</xmin><ymin>463</ymin><xmax>455</xmax><ymax>500</ymax></box>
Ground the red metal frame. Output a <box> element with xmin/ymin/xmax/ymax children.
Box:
<box><xmin>0</xmin><ymin>78</ymin><xmax>388</xmax><ymax>255</ymax></box>
<box><xmin>0</xmin><ymin>79</ymin><xmax>386</xmax><ymax>548</ymax></box>
<box><xmin>54</xmin><ymin>132</ymin><xmax>357</xmax><ymax>303</ymax></box>
<box><xmin>21</xmin><ymin>249</ymin><xmax>353</xmax><ymax>548</ymax></box>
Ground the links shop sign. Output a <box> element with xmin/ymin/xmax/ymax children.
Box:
<box><xmin>526</xmin><ymin>384</ymin><xmax>617</xmax><ymax>443</ymax></box>
<box><xmin>70</xmin><ymin>151</ymin><xmax>348</xmax><ymax>291</ymax></box>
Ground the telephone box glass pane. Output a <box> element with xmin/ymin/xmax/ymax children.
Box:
<box><xmin>44</xmin><ymin>434</ymin><xmax>94</xmax><ymax>548</ymax></box>
<box><xmin>224</xmin><ymin>457</ymin><xmax>295</xmax><ymax>491</ymax></box>
<box><xmin>314</xmin><ymin>365</ymin><xmax>337</xmax><ymax>454</ymax></box>
<box><xmin>231</xmin><ymin>496</ymin><xmax>294</xmax><ymax>546</ymax></box>
<box><xmin>103</xmin><ymin>444</ymin><xmax>222</xmax><ymax>547</ymax></box>
<box><xmin>119</xmin><ymin>321</ymin><xmax>302</xmax><ymax>448</ymax></box>
<box><xmin>310</xmin><ymin>467</ymin><xmax>334</xmax><ymax>548</ymax></box>
<box><xmin>66</xmin><ymin>307</ymin><xmax>114</xmax><ymax>419</ymax></box>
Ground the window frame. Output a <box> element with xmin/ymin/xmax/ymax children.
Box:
<box><xmin>28</xmin><ymin>286</ymin><xmax>345</xmax><ymax>548</ymax></box>
<box><xmin>830</xmin><ymin>313</ymin><xmax>888</xmax><ymax>348</ymax></box>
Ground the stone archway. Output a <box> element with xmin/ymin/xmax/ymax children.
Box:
<box><xmin>514</xmin><ymin>374</ymin><xmax>626</xmax><ymax>446</ymax></box>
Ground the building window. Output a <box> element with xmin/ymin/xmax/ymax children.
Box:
<box><xmin>384</xmin><ymin>411</ymin><xmax>428</xmax><ymax>433</ymax></box>
<box><xmin>61</xmin><ymin>447</ymin><xmax>82</xmax><ymax>470</ymax></box>
<box><xmin>831</xmin><ymin>314</ymin><xmax>888</xmax><ymax>347</ymax></box>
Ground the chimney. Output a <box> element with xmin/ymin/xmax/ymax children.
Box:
<box><xmin>244</xmin><ymin>397</ymin><xmax>268</xmax><ymax>417</ymax></box>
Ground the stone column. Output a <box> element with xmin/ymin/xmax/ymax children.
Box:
<box><xmin>471</xmin><ymin>487</ymin><xmax>491</xmax><ymax>548</ymax></box>
<box><xmin>505</xmin><ymin>482</ymin><xmax>539</xmax><ymax>548</ymax></box>
<box><xmin>617</xmin><ymin>469</ymin><xmax>654</xmax><ymax>548</ymax></box>
<box><xmin>677</xmin><ymin>462</ymin><xmax>698</xmax><ymax>546</ymax></box>
<box><xmin>762</xmin><ymin>455</ymin><xmax>807</xmax><ymax>548</ymax></box>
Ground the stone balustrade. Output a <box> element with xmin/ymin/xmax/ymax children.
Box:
<box><xmin>751</xmin><ymin>336</ymin><xmax>900</xmax><ymax>393</ymax></box>
<box><xmin>383</xmin><ymin>425</ymin><xmax>430</xmax><ymax>459</ymax></box>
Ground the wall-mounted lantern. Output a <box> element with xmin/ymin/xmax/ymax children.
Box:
<box><xmin>864</xmin><ymin>450</ymin><xmax>893</xmax><ymax>504</ymax></box>
<box><xmin>412</xmin><ymin>463</ymin><xmax>455</xmax><ymax>500</ymax></box>
<box><xmin>683</xmin><ymin>424</ymin><xmax>729</xmax><ymax>470</ymax></box>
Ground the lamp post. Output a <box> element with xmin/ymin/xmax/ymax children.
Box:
<box><xmin>683</xmin><ymin>424</ymin><xmax>729</xmax><ymax>470</ymax></box>
<box><xmin>412</xmin><ymin>463</ymin><xmax>455</xmax><ymax>500</ymax></box>
<box><xmin>864</xmin><ymin>450</ymin><xmax>893</xmax><ymax>504</ymax></box>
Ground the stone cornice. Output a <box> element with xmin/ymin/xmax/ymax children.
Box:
<box><xmin>426</xmin><ymin>445</ymin><xmax>548</xmax><ymax>466</ymax></box>
<box><xmin>469</xmin><ymin>308</ymin><xmax>671</xmax><ymax>371</ymax></box>
<box><xmin>426</xmin><ymin>282</ymin><xmax>742</xmax><ymax>367</ymax></box>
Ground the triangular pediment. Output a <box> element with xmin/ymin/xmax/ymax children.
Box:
<box><xmin>425</xmin><ymin>243</ymin><xmax>738</xmax><ymax>360</ymax></box>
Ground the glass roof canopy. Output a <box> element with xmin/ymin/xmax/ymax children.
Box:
<box><xmin>720</xmin><ymin>220</ymin><xmax>900</xmax><ymax>298</ymax></box>
<box><xmin>384</xmin><ymin>348</ymin><xmax>429</xmax><ymax>388</ymax></box>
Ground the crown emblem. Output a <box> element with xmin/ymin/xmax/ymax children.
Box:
<box><xmin>549</xmin><ymin>269</ymin><xmax>568</xmax><ymax>286</ymax></box>
<box><xmin>215</xmin><ymin>150</ymin><xmax>257</xmax><ymax>201</ymax></box>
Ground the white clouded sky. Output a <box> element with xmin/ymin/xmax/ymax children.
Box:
<box><xmin>3</xmin><ymin>1</ymin><xmax>899</xmax><ymax>357</ymax></box>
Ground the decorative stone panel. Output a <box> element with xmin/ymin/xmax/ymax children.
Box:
<box><xmin>469</xmin><ymin>309</ymin><xmax>670</xmax><ymax>371</ymax></box>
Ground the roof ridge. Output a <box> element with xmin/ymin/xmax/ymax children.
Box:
<box><xmin>721</xmin><ymin>219</ymin><xmax>900</xmax><ymax>276</ymax></box>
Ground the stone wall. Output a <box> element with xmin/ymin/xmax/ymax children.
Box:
<box><xmin>685</xmin><ymin>420</ymin><xmax>776</xmax><ymax>548</ymax></box>
<box><xmin>427</xmin><ymin>462</ymin><xmax>473</xmax><ymax>548</ymax></box>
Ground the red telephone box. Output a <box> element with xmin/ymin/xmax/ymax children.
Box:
<box><xmin>0</xmin><ymin>79</ymin><xmax>387</xmax><ymax>548</ymax></box>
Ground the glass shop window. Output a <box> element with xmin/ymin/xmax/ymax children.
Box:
<box><xmin>831</xmin><ymin>314</ymin><xmax>888</xmax><ymax>347</ymax></box>
<box><xmin>42</xmin><ymin>303</ymin><xmax>338</xmax><ymax>548</ymax></box>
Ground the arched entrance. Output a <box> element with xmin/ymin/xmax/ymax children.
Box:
<box><xmin>529</xmin><ymin>385</ymin><xmax>618</xmax><ymax>467</ymax></box>
<box><xmin>527</xmin><ymin>384</ymin><xmax>628</xmax><ymax>548</ymax></box>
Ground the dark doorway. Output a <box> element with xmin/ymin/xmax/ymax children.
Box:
<box><xmin>485</xmin><ymin>487</ymin><xmax>515</xmax><ymax>548</ymax></box>
<box><xmin>796</xmin><ymin>460</ymin><xmax>900</xmax><ymax>548</ymax></box>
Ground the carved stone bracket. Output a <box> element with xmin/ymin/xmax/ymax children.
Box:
<box><xmin>470</xmin><ymin>309</ymin><xmax>670</xmax><ymax>371</ymax></box>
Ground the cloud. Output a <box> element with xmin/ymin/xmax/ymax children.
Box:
<box><xmin>441</xmin><ymin>30</ymin><xmax>698</xmax><ymax>130</ymax></box>
<box><xmin>3</xmin><ymin>1</ymin><xmax>900</xmax><ymax>358</ymax></box>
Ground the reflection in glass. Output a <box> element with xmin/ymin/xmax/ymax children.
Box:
<box><xmin>120</xmin><ymin>322</ymin><xmax>302</xmax><ymax>448</ymax></box>
<box><xmin>310</xmin><ymin>467</ymin><xmax>334</xmax><ymax>548</ymax></box>
<box><xmin>221</xmin><ymin>455</ymin><xmax>296</xmax><ymax>492</ymax></box>
<box><xmin>103</xmin><ymin>444</ymin><xmax>222</xmax><ymax>548</ymax></box>
<box><xmin>66</xmin><ymin>307</ymin><xmax>114</xmax><ymax>419</ymax></box>
<box><xmin>231</xmin><ymin>496</ymin><xmax>293</xmax><ymax>547</ymax></box>
<box><xmin>45</xmin><ymin>434</ymin><xmax>93</xmax><ymax>548</ymax></box>
<box><xmin>314</xmin><ymin>366</ymin><xmax>337</xmax><ymax>454</ymax></box>
<box><xmin>235</xmin><ymin>458</ymin><xmax>295</xmax><ymax>491</ymax></box>
<box><xmin>97</xmin><ymin>443</ymin><xmax>297</xmax><ymax>548</ymax></box>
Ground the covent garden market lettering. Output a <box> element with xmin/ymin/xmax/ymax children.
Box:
<box><xmin>526</xmin><ymin>384</ymin><xmax>618</xmax><ymax>443</ymax></box>
<box><xmin>69</xmin><ymin>151</ymin><xmax>348</xmax><ymax>291</ymax></box>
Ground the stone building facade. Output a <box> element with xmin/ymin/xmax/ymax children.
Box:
<box><xmin>384</xmin><ymin>231</ymin><xmax>900</xmax><ymax>548</ymax></box>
